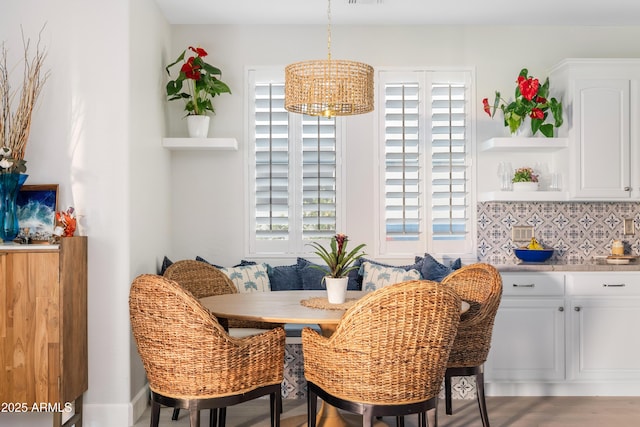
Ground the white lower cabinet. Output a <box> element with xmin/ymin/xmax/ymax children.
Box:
<box><xmin>486</xmin><ymin>271</ymin><xmax>640</xmax><ymax>396</ymax></box>
<box><xmin>566</xmin><ymin>273</ymin><xmax>640</xmax><ymax>382</ymax></box>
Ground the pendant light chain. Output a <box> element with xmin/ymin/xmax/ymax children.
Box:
<box><xmin>327</xmin><ymin>0</ymin><xmax>332</xmax><ymax>61</ymax></box>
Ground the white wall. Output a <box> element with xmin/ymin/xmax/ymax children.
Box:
<box><xmin>166</xmin><ymin>25</ymin><xmax>640</xmax><ymax>267</ymax></box>
<box><xmin>0</xmin><ymin>0</ymin><xmax>171</xmax><ymax>426</ymax></box>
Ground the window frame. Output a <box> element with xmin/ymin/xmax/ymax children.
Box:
<box><xmin>375</xmin><ymin>67</ymin><xmax>477</xmax><ymax>260</ymax></box>
<box><xmin>245</xmin><ymin>67</ymin><xmax>347</xmax><ymax>258</ymax></box>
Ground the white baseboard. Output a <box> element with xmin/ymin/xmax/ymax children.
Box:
<box><xmin>130</xmin><ymin>385</ymin><xmax>150</xmax><ymax>425</ymax></box>
<box><xmin>83</xmin><ymin>402</ymin><xmax>130</xmax><ymax>426</ymax></box>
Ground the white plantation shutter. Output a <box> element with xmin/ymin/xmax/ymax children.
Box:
<box><xmin>248</xmin><ymin>68</ymin><xmax>341</xmax><ymax>255</ymax></box>
<box><xmin>384</xmin><ymin>82</ymin><xmax>421</xmax><ymax>242</ymax></box>
<box><xmin>302</xmin><ymin>115</ymin><xmax>337</xmax><ymax>239</ymax></box>
<box><xmin>378</xmin><ymin>70</ymin><xmax>474</xmax><ymax>257</ymax></box>
<box><xmin>431</xmin><ymin>83</ymin><xmax>467</xmax><ymax>241</ymax></box>
<box><xmin>254</xmin><ymin>82</ymin><xmax>290</xmax><ymax>241</ymax></box>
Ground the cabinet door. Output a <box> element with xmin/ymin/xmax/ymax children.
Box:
<box><xmin>0</xmin><ymin>251</ymin><xmax>61</xmax><ymax>405</ymax></box>
<box><xmin>568</xmin><ymin>297</ymin><xmax>640</xmax><ymax>381</ymax></box>
<box><xmin>485</xmin><ymin>297</ymin><xmax>565</xmax><ymax>382</ymax></box>
<box><xmin>571</xmin><ymin>79</ymin><xmax>631</xmax><ymax>199</ymax></box>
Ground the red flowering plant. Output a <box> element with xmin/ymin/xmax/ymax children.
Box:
<box><xmin>483</xmin><ymin>68</ymin><xmax>563</xmax><ymax>137</ymax></box>
<box><xmin>165</xmin><ymin>46</ymin><xmax>231</xmax><ymax>116</ymax></box>
<box><xmin>308</xmin><ymin>234</ymin><xmax>366</xmax><ymax>279</ymax></box>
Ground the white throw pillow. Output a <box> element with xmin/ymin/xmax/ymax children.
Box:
<box><xmin>361</xmin><ymin>261</ymin><xmax>421</xmax><ymax>292</ymax></box>
<box><xmin>221</xmin><ymin>263</ymin><xmax>271</xmax><ymax>293</ymax></box>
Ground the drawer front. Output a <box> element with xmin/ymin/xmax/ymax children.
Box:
<box><xmin>566</xmin><ymin>272</ymin><xmax>640</xmax><ymax>296</ymax></box>
<box><xmin>501</xmin><ymin>273</ymin><xmax>565</xmax><ymax>296</ymax></box>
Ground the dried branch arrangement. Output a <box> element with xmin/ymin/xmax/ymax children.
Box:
<box><xmin>0</xmin><ymin>30</ymin><xmax>49</xmax><ymax>163</ymax></box>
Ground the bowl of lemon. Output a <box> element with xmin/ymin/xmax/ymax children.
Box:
<box><xmin>514</xmin><ymin>238</ymin><xmax>554</xmax><ymax>263</ymax></box>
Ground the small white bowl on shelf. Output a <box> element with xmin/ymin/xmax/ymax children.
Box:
<box><xmin>512</xmin><ymin>182</ymin><xmax>539</xmax><ymax>192</ymax></box>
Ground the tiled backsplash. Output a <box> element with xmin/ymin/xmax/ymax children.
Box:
<box><xmin>477</xmin><ymin>202</ymin><xmax>640</xmax><ymax>264</ymax></box>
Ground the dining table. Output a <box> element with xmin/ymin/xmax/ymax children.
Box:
<box><xmin>199</xmin><ymin>290</ymin><xmax>470</xmax><ymax>427</ymax></box>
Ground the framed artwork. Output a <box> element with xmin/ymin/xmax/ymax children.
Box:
<box><xmin>17</xmin><ymin>184</ymin><xmax>59</xmax><ymax>243</ymax></box>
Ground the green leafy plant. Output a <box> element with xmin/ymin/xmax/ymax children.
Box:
<box><xmin>512</xmin><ymin>167</ymin><xmax>539</xmax><ymax>183</ymax></box>
<box><xmin>165</xmin><ymin>46</ymin><xmax>231</xmax><ymax>116</ymax></box>
<box><xmin>307</xmin><ymin>234</ymin><xmax>366</xmax><ymax>279</ymax></box>
<box><xmin>483</xmin><ymin>68</ymin><xmax>563</xmax><ymax>137</ymax></box>
<box><xmin>0</xmin><ymin>147</ymin><xmax>26</xmax><ymax>174</ymax></box>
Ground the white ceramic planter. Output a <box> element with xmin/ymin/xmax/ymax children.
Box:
<box><xmin>325</xmin><ymin>277</ymin><xmax>348</xmax><ymax>304</ymax></box>
<box><xmin>512</xmin><ymin>181</ymin><xmax>539</xmax><ymax>192</ymax></box>
<box><xmin>186</xmin><ymin>115</ymin><xmax>210</xmax><ymax>138</ymax></box>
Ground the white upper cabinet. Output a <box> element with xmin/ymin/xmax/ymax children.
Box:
<box><xmin>550</xmin><ymin>59</ymin><xmax>640</xmax><ymax>200</ymax></box>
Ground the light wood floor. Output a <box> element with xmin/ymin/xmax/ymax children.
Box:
<box><xmin>133</xmin><ymin>396</ymin><xmax>640</xmax><ymax>426</ymax></box>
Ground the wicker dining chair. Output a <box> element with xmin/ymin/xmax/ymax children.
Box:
<box><xmin>129</xmin><ymin>274</ymin><xmax>286</xmax><ymax>427</ymax></box>
<box><xmin>440</xmin><ymin>263</ymin><xmax>503</xmax><ymax>427</ymax></box>
<box><xmin>302</xmin><ymin>280</ymin><xmax>461</xmax><ymax>427</ymax></box>
<box><xmin>163</xmin><ymin>259</ymin><xmax>279</xmax><ymax>330</ymax></box>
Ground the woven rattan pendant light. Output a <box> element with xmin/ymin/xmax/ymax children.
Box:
<box><xmin>285</xmin><ymin>0</ymin><xmax>374</xmax><ymax>117</ymax></box>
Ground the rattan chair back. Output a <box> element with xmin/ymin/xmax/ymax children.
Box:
<box><xmin>163</xmin><ymin>259</ymin><xmax>237</xmax><ymax>299</ymax></box>
<box><xmin>303</xmin><ymin>279</ymin><xmax>461</xmax><ymax>404</ymax></box>
<box><xmin>129</xmin><ymin>274</ymin><xmax>285</xmax><ymax>399</ymax></box>
<box><xmin>440</xmin><ymin>263</ymin><xmax>503</xmax><ymax>367</ymax></box>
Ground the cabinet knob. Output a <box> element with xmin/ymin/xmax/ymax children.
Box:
<box><xmin>625</xmin><ymin>187</ymin><xmax>631</xmax><ymax>191</ymax></box>
<box><xmin>558</xmin><ymin>307</ymin><xmax>564</xmax><ymax>312</ymax></box>
<box><xmin>574</xmin><ymin>306</ymin><xmax>581</xmax><ymax>312</ymax></box>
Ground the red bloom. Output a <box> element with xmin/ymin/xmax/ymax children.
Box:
<box><xmin>482</xmin><ymin>98</ymin><xmax>491</xmax><ymax>116</ymax></box>
<box><xmin>535</xmin><ymin>96</ymin><xmax>547</xmax><ymax>104</ymax></box>
<box><xmin>181</xmin><ymin>57</ymin><xmax>201</xmax><ymax>80</ymax></box>
<box><xmin>518</xmin><ymin>76</ymin><xmax>540</xmax><ymax>101</ymax></box>
<box><xmin>530</xmin><ymin>108</ymin><xmax>544</xmax><ymax>120</ymax></box>
<box><xmin>189</xmin><ymin>46</ymin><xmax>208</xmax><ymax>57</ymax></box>
<box><xmin>335</xmin><ymin>233</ymin><xmax>347</xmax><ymax>256</ymax></box>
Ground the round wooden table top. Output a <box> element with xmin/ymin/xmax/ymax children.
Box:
<box><xmin>200</xmin><ymin>290</ymin><xmax>470</xmax><ymax>326</ymax></box>
<box><xmin>200</xmin><ymin>290</ymin><xmax>367</xmax><ymax>325</ymax></box>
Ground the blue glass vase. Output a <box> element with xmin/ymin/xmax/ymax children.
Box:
<box><xmin>0</xmin><ymin>173</ymin><xmax>28</xmax><ymax>242</ymax></box>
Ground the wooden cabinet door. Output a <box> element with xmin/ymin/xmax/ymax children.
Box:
<box><xmin>0</xmin><ymin>250</ymin><xmax>61</xmax><ymax>405</ymax></box>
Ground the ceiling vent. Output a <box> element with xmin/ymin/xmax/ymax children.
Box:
<box><xmin>347</xmin><ymin>0</ymin><xmax>383</xmax><ymax>4</ymax></box>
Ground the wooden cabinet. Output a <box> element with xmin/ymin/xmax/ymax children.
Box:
<box><xmin>0</xmin><ymin>237</ymin><xmax>87</xmax><ymax>426</ymax></box>
<box><xmin>550</xmin><ymin>59</ymin><xmax>640</xmax><ymax>200</ymax></box>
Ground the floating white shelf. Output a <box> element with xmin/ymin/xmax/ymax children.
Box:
<box><xmin>480</xmin><ymin>137</ymin><xmax>569</xmax><ymax>152</ymax></box>
<box><xmin>162</xmin><ymin>137</ymin><xmax>238</xmax><ymax>151</ymax></box>
<box><xmin>478</xmin><ymin>191</ymin><xmax>569</xmax><ymax>202</ymax></box>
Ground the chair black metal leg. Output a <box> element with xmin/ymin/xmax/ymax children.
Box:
<box><xmin>209</xmin><ymin>409</ymin><xmax>217</xmax><ymax>427</ymax></box>
<box><xmin>189</xmin><ymin>407</ymin><xmax>200</xmax><ymax>427</ymax></box>
<box><xmin>172</xmin><ymin>408</ymin><xmax>180</xmax><ymax>421</ymax></box>
<box><xmin>218</xmin><ymin>408</ymin><xmax>226</xmax><ymax>427</ymax></box>
<box><xmin>396</xmin><ymin>415</ymin><xmax>405</xmax><ymax>426</ymax></box>
<box><xmin>307</xmin><ymin>389</ymin><xmax>318</xmax><ymax>427</ymax></box>
<box><xmin>444</xmin><ymin>371</ymin><xmax>453</xmax><ymax>415</ymax></box>
<box><xmin>151</xmin><ymin>401</ymin><xmax>161</xmax><ymax>427</ymax></box>
<box><xmin>476</xmin><ymin>370</ymin><xmax>490</xmax><ymax>427</ymax></box>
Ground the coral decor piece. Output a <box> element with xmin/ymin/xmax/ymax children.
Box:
<box><xmin>483</xmin><ymin>68</ymin><xmax>563</xmax><ymax>137</ymax></box>
<box><xmin>55</xmin><ymin>206</ymin><xmax>76</xmax><ymax>237</ymax></box>
<box><xmin>165</xmin><ymin>46</ymin><xmax>231</xmax><ymax>117</ymax></box>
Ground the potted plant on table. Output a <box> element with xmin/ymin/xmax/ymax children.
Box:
<box><xmin>165</xmin><ymin>46</ymin><xmax>231</xmax><ymax>138</ymax></box>
<box><xmin>482</xmin><ymin>68</ymin><xmax>563</xmax><ymax>137</ymax></box>
<box><xmin>308</xmin><ymin>234</ymin><xmax>366</xmax><ymax>304</ymax></box>
<box><xmin>512</xmin><ymin>167</ymin><xmax>539</xmax><ymax>191</ymax></box>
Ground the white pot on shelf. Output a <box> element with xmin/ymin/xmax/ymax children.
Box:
<box><xmin>512</xmin><ymin>181</ymin><xmax>539</xmax><ymax>192</ymax></box>
<box><xmin>186</xmin><ymin>115</ymin><xmax>210</xmax><ymax>138</ymax></box>
<box><xmin>325</xmin><ymin>277</ymin><xmax>348</xmax><ymax>304</ymax></box>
